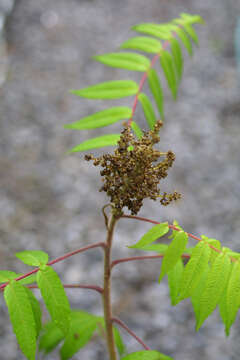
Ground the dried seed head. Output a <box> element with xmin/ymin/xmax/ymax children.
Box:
<box><xmin>86</xmin><ymin>121</ymin><xmax>181</xmax><ymax>215</ymax></box>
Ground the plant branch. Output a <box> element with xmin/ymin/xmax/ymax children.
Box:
<box><xmin>121</xmin><ymin>214</ymin><xmax>222</xmax><ymax>255</ymax></box>
<box><xmin>103</xmin><ymin>214</ymin><xmax>118</xmax><ymax>360</ymax></box>
<box><xmin>0</xmin><ymin>241</ymin><xmax>105</xmax><ymax>291</ymax></box>
<box><xmin>111</xmin><ymin>253</ymin><xmax>190</xmax><ymax>269</ymax></box>
<box><xmin>27</xmin><ymin>283</ymin><xmax>103</xmax><ymax>294</ymax></box>
<box><xmin>112</xmin><ymin>316</ymin><xmax>150</xmax><ymax>351</ymax></box>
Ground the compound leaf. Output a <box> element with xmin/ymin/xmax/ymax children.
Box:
<box><xmin>122</xmin><ymin>350</ymin><xmax>173</xmax><ymax>360</ymax></box>
<box><xmin>160</xmin><ymin>50</ymin><xmax>177</xmax><ymax>100</ymax></box>
<box><xmin>60</xmin><ymin>311</ymin><xmax>99</xmax><ymax>360</ymax></box>
<box><xmin>147</xmin><ymin>69</ymin><xmax>164</xmax><ymax>119</ymax></box>
<box><xmin>71</xmin><ymin>80</ymin><xmax>138</xmax><ymax>100</ymax></box>
<box><xmin>68</xmin><ymin>134</ymin><xmax>121</xmax><ymax>153</ymax></box>
<box><xmin>178</xmin><ymin>241</ymin><xmax>211</xmax><ymax>300</ymax></box>
<box><xmin>15</xmin><ymin>250</ymin><xmax>49</xmax><ymax>267</ymax></box>
<box><xmin>159</xmin><ymin>231</ymin><xmax>188</xmax><ymax>282</ymax></box>
<box><xmin>129</xmin><ymin>222</ymin><xmax>169</xmax><ymax>249</ymax></box>
<box><xmin>93</xmin><ymin>52</ymin><xmax>150</xmax><ymax>72</ymax></box>
<box><xmin>196</xmin><ymin>253</ymin><xmax>232</xmax><ymax>330</ymax></box>
<box><xmin>121</xmin><ymin>36</ymin><xmax>162</xmax><ymax>53</ymax></box>
<box><xmin>65</xmin><ymin>107</ymin><xmax>131</xmax><ymax>130</ymax></box>
<box><xmin>131</xmin><ymin>121</ymin><xmax>143</xmax><ymax>139</ymax></box>
<box><xmin>4</xmin><ymin>281</ymin><xmax>36</xmax><ymax>360</ymax></box>
<box><xmin>37</xmin><ymin>266</ymin><xmax>71</xmax><ymax>336</ymax></box>
<box><xmin>138</xmin><ymin>92</ymin><xmax>157</xmax><ymax>129</ymax></box>
<box><xmin>168</xmin><ymin>259</ymin><xmax>184</xmax><ymax>305</ymax></box>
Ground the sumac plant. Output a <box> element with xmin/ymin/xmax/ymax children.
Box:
<box><xmin>1</xmin><ymin>13</ymin><xmax>238</xmax><ymax>360</ymax></box>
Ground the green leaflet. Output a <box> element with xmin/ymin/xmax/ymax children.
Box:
<box><xmin>24</xmin><ymin>287</ymin><xmax>42</xmax><ymax>337</ymax></box>
<box><xmin>147</xmin><ymin>68</ymin><xmax>164</xmax><ymax>119</ymax></box>
<box><xmin>138</xmin><ymin>92</ymin><xmax>157</xmax><ymax>129</ymax></box>
<box><xmin>131</xmin><ymin>121</ymin><xmax>143</xmax><ymax>139</ymax></box>
<box><xmin>182</xmin><ymin>24</ymin><xmax>199</xmax><ymax>45</ymax></box>
<box><xmin>191</xmin><ymin>265</ymin><xmax>209</xmax><ymax>326</ymax></box>
<box><xmin>180</xmin><ymin>13</ymin><xmax>204</xmax><ymax>25</ymax></box>
<box><xmin>122</xmin><ymin>350</ymin><xmax>173</xmax><ymax>360</ymax></box>
<box><xmin>175</xmin><ymin>27</ymin><xmax>193</xmax><ymax>56</ymax></box>
<box><xmin>139</xmin><ymin>244</ymin><xmax>168</xmax><ymax>254</ymax></box>
<box><xmin>113</xmin><ymin>326</ymin><xmax>126</xmax><ymax>357</ymax></box>
<box><xmin>168</xmin><ymin>259</ymin><xmax>184</xmax><ymax>305</ymax></box>
<box><xmin>132</xmin><ymin>23</ymin><xmax>171</xmax><ymax>40</ymax></box>
<box><xmin>121</xmin><ymin>36</ymin><xmax>162</xmax><ymax>53</ymax></box>
<box><xmin>129</xmin><ymin>222</ymin><xmax>169</xmax><ymax>249</ymax></box>
<box><xmin>178</xmin><ymin>241</ymin><xmax>211</xmax><ymax>301</ymax></box>
<box><xmin>71</xmin><ymin>80</ymin><xmax>138</xmax><ymax>99</ymax></box>
<box><xmin>15</xmin><ymin>250</ymin><xmax>49</xmax><ymax>267</ymax></box>
<box><xmin>39</xmin><ymin>321</ymin><xmax>64</xmax><ymax>354</ymax></box>
<box><xmin>223</xmin><ymin>261</ymin><xmax>240</xmax><ymax>335</ymax></box>
<box><xmin>0</xmin><ymin>270</ymin><xmax>18</xmax><ymax>282</ymax></box>
<box><xmin>4</xmin><ymin>281</ymin><xmax>37</xmax><ymax>360</ymax></box>
<box><xmin>170</xmin><ymin>37</ymin><xmax>183</xmax><ymax>80</ymax></box>
<box><xmin>196</xmin><ymin>253</ymin><xmax>232</xmax><ymax>330</ymax></box>
<box><xmin>18</xmin><ymin>274</ymin><xmax>37</xmax><ymax>285</ymax></box>
<box><xmin>159</xmin><ymin>231</ymin><xmax>188</xmax><ymax>282</ymax></box>
<box><xmin>37</xmin><ymin>266</ymin><xmax>71</xmax><ymax>336</ymax></box>
<box><xmin>160</xmin><ymin>50</ymin><xmax>177</xmax><ymax>100</ymax></box>
<box><xmin>60</xmin><ymin>311</ymin><xmax>99</xmax><ymax>360</ymax></box>
<box><xmin>68</xmin><ymin>134</ymin><xmax>121</xmax><ymax>153</ymax></box>
<box><xmin>93</xmin><ymin>52</ymin><xmax>150</xmax><ymax>72</ymax></box>
<box><xmin>65</xmin><ymin>107</ymin><xmax>132</xmax><ymax>130</ymax></box>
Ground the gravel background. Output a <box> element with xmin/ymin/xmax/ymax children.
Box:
<box><xmin>0</xmin><ymin>0</ymin><xmax>240</xmax><ymax>359</ymax></box>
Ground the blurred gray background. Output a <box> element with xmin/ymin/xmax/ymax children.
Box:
<box><xmin>0</xmin><ymin>0</ymin><xmax>240</xmax><ymax>359</ymax></box>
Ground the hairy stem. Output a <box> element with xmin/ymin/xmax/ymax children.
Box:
<box><xmin>103</xmin><ymin>214</ymin><xmax>118</xmax><ymax>360</ymax></box>
<box><xmin>112</xmin><ymin>316</ymin><xmax>150</xmax><ymax>350</ymax></box>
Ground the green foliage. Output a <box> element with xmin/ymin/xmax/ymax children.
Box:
<box><xmin>129</xmin><ymin>222</ymin><xmax>169</xmax><ymax>249</ymax></box>
<box><xmin>121</xmin><ymin>350</ymin><xmax>173</xmax><ymax>360</ymax></box>
<box><xmin>66</xmin><ymin>13</ymin><xmax>203</xmax><ymax>152</ymax></box>
<box><xmin>37</xmin><ymin>265</ymin><xmax>71</xmax><ymax>335</ymax></box>
<box><xmin>15</xmin><ymin>250</ymin><xmax>49</xmax><ymax>267</ymax></box>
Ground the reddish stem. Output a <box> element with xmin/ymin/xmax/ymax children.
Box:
<box><xmin>27</xmin><ymin>283</ymin><xmax>103</xmax><ymax>294</ymax></box>
<box><xmin>112</xmin><ymin>316</ymin><xmax>150</xmax><ymax>351</ymax></box>
<box><xmin>127</xmin><ymin>40</ymin><xmax>170</xmax><ymax>126</ymax></box>
<box><xmin>111</xmin><ymin>253</ymin><xmax>190</xmax><ymax>269</ymax></box>
<box><xmin>0</xmin><ymin>241</ymin><xmax>105</xmax><ymax>291</ymax></box>
<box><xmin>121</xmin><ymin>215</ymin><xmax>222</xmax><ymax>255</ymax></box>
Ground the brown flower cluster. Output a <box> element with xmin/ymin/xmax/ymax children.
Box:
<box><xmin>85</xmin><ymin>121</ymin><xmax>181</xmax><ymax>215</ymax></box>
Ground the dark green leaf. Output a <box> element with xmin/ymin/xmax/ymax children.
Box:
<box><xmin>15</xmin><ymin>250</ymin><xmax>49</xmax><ymax>267</ymax></box>
<box><xmin>37</xmin><ymin>266</ymin><xmax>71</xmax><ymax>335</ymax></box>
<box><xmin>138</xmin><ymin>92</ymin><xmax>157</xmax><ymax>129</ymax></box>
<box><xmin>147</xmin><ymin>69</ymin><xmax>164</xmax><ymax>119</ymax></box>
<box><xmin>159</xmin><ymin>231</ymin><xmax>188</xmax><ymax>282</ymax></box>
<box><xmin>65</xmin><ymin>107</ymin><xmax>131</xmax><ymax>130</ymax></box>
<box><xmin>68</xmin><ymin>134</ymin><xmax>121</xmax><ymax>153</ymax></box>
<box><xmin>122</xmin><ymin>350</ymin><xmax>173</xmax><ymax>360</ymax></box>
<box><xmin>71</xmin><ymin>80</ymin><xmax>138</xmax><ymax>99</ymax></box>
<box><xmin>121</xmin><ymin>36</ymin><xmax>162</xmax><ymax>53</ymax></box>
<box><xmin>4</xmin><ymin>281</ymin><xmax>36</xmax><ymax>360</ymax></box>
<box><xmin>93</xmin><ymin>52</ymin><xmax>150</xmax><ymax>72</ymax></box>
<box><xmin>160</xmin><ymin>50</ymin><xmax>177</xmax><ymax>100</ymax></box>
<box><xmin>131</xmin><ymin>121</ymin><xmax>143</xmax><ymax>139</ymax></box>
<box><xmin>129</xmin><ymin>223</ymin><xmax>169</xmax><ymax>249</ymax></box>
